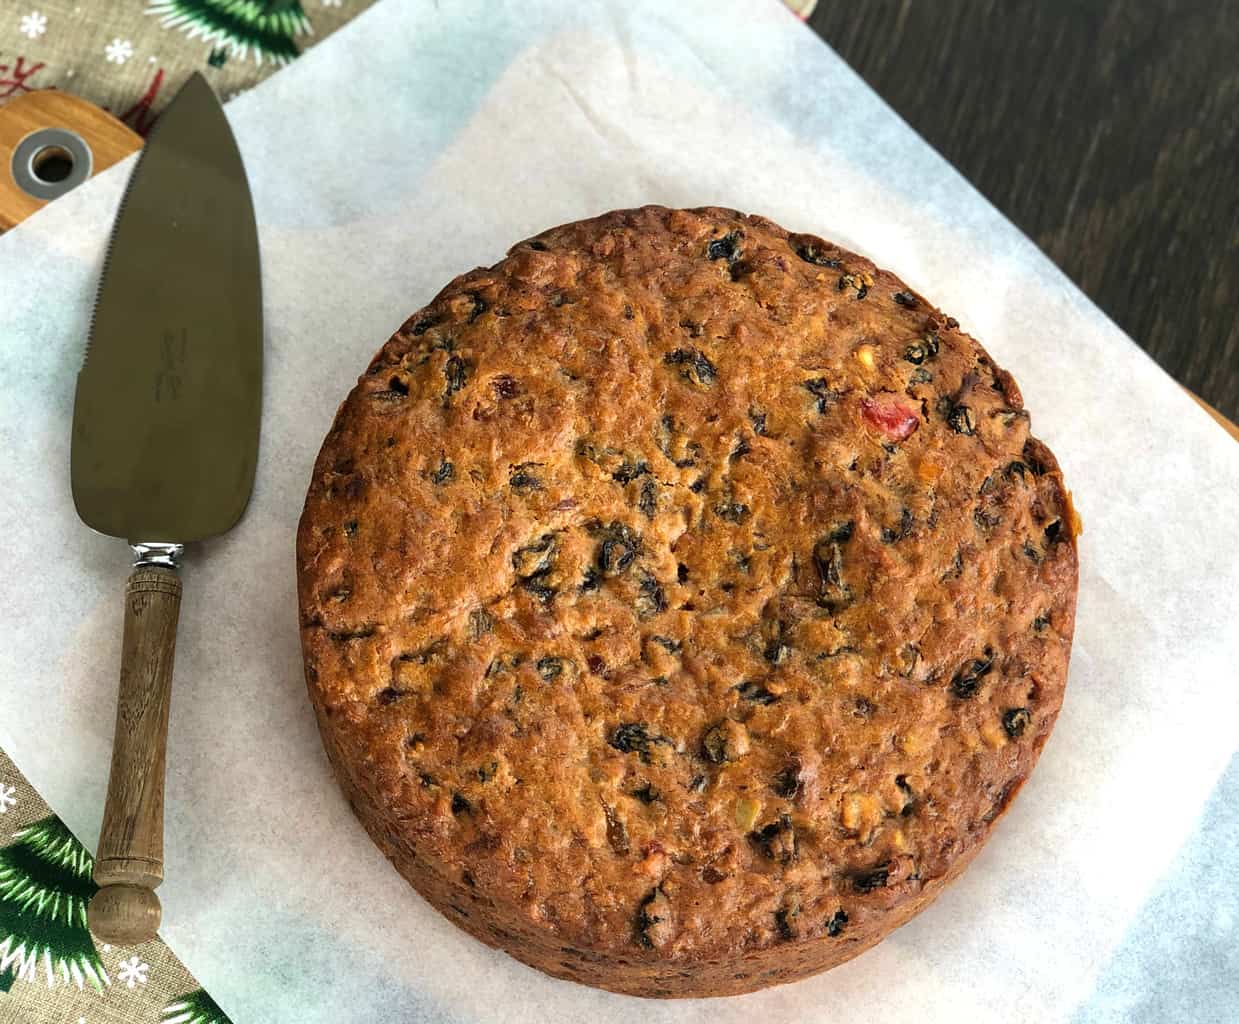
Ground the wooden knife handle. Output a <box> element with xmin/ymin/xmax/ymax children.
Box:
<box><xmin>88</xmin><ymin>566</ymin><xmax>182</xmax><ymax>945</ymax></box>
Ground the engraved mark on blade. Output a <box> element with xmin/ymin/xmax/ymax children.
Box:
<box><xmin>153</xmin><ymin>328</ymin><xmax>189</xmax><ymax>401</ymax></box>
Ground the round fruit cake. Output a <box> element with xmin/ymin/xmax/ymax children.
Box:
<box><xmin>297</xmin><ymin>206</ymin><xmax>1078</xmax><ymax>997</ymax></box>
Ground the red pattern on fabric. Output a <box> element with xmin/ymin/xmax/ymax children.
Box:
<box><xmin>0</xmin><ymin>56</ymin><xmax>45</xmax><ymax>98</ymax></box>
<box><xmin>119</xmin><ymin>68</ymin><xmax>166</xmax><ymax>136</ymax></box>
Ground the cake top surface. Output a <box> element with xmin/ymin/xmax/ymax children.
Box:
<box><xmin>297</xmin><ymin>206</ymin><xmax>1077</xmax><ymax>960</ymax></box>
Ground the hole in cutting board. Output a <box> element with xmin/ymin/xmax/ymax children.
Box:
<box><xmin>31</xmin><ymin>145</ymin><xmax>74</xmax><ymax>184</ymax></box>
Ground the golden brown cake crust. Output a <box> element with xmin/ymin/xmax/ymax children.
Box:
<box><xmin>297</xmin><ymin>206</ymin><xmax>1079</xmax><ymax>997</ymax></box>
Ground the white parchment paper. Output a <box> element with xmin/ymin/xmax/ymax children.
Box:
<box><xmin>2</xmin><ymin>1</ymin><xmax>1238</xmax><ymax>1021</ymax></box>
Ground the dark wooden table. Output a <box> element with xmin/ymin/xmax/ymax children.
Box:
<box><xmin>810</xmin><ymin>0</ymin><xmax>1239</xmax><ymax>422</ymax></box>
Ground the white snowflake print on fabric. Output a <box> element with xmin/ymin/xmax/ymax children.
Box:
<box><xmin>105</xmin><ymin>37</ymin><xmax>134</xmax><ymax>64</ymax></box>
<box><xmin>0</xmin><ymin>783</ymin><xmax>15</xmax><ymax>812</ymax></box>
<box><xmin>19</xmin><ymin>11</ymin><xmax>47</xmax><ymax>38</ymax></box>
<box><xmin>117</xmin><ymin>954</ymin><xmax>149</xmax><ymax>988</ymax></box>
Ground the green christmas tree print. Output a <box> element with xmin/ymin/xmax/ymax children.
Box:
<box><xmin>0</xmin><ymin>816</ymin><xmax>108</xmax><ymax>992</ymax></box>
<box><xmin>147</xmin><ymin>0</ymin><xmax>313</xmax><ymax>65</ymax></box>
<box><xmin>163</xmin><ymin>987</ymin><xmax>236</xmax><ymax>1024</ymax></box>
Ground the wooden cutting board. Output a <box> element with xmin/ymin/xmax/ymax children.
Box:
<box><xmin>2</xmin><ymin>89</ymin><xmax>1235</xmax><ymax>444</ymax></box>
<box><xmin>1194</xmin><ymin>396</ymin><xmax>1239</xmax><ymax>442</ymax></box>
<box><xmin>0</xmin><ymin>90</ymin><xmax>140</xmax><ymax>230</ymax></box>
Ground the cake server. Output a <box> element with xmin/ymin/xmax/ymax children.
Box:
<box><xmin>71</xmin><ymin>72</ymin><xmax>262</xmax><ymax>945</ymax></box>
